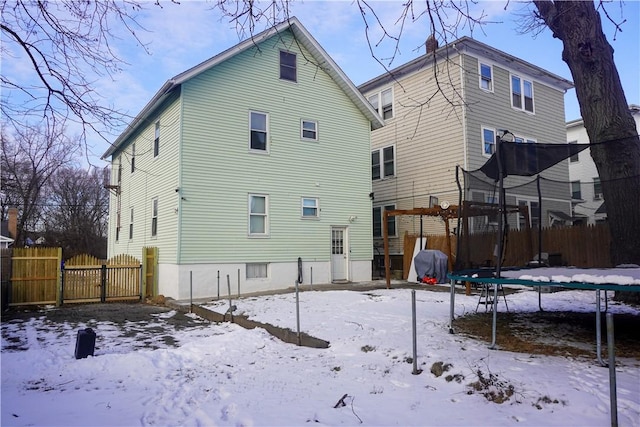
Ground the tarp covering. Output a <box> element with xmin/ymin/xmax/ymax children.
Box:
<box><xmin>413</xmin><ymin>250</ymin><xmax>448</xmax><ymax>284</ymax></box>
<box><xmin>480</xmin><ymin>142</ymin><xmax>590</xmax><ymax>180</ymax></box>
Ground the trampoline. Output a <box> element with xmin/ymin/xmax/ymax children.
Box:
<box><xmin>447</xmin><ymin>267</ymin><xmax>640</xmax><ymax>365</ymax></box>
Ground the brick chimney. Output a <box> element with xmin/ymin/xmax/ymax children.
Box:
<box><xmin>426</xmin><ymin>35</ymin><xmax>438</xmax><ymax>54</ymax></box>
<box><xmin>7</xmin><ymin>207</ymin><xmax>17</xmax><ymax>239</ymax></box>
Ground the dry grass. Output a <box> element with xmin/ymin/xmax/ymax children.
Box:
<box><xmin>453</xmin><ymin>310</ymin><xmax>640</xmax><ymax>361</ymax></box>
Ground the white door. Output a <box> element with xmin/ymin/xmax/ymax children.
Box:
<box><xmin>331</xmin><ymin>227</ymin><xmax>348</xmax><ymax>282</ymax></box>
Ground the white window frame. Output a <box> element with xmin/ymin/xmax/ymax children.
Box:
<box><xmin>301</xmin><ymin>197</ymin><xmax>319</xmax><ymax>219</ymax></box>
<box><xmin>151</xmin><ymin>198</ymin><xmax>158</xmax><ymax>238</ymax></box>
<box><xmin>154</xmin><ymin>121</ymin><xmax>160</xmax><ymax>158</ymax></box>
<box><xmin>301</xmin><ymin>119</ymin><xmax>318</xmax><ymax>141</ymax></box>
<box><xmin>279</xmin><ymin>50</ymin><xmax>297</xmax><ymax>82</ymax></box>
<box><xmin>249</xmin><ymin>111</ymin><xmax>269</xmax><ymax>152</ymax></box>
<box><xmin>248</xmin><ymin>194</ymin><xmax>269</xmax><ymax>236</ymax></box>
<box><xmin>246</xmin><ymin>262</ymin><xmax>269</xmax><ymax>279</ymax></box>
<box><xmin>479</xmin><ymin>62</ymin><xmax>493</xmax><ymax>92</ymax></box>
<box><xmin>373</xmin><ymin>204</ymin><xmax>397</xmax><ymax>238</ymax></box>
<box><xmin>368</xmin><ymin>87</ymin><xmax>394</xmax><ymax>120</ymax></box>
<box><xmin>372</xmin><ymin>145</ymin><xmax>395</xmax><ymax>180</ymax></box>
<box><xmin>482</xmin><ymin>127</ymin><xmax>496</xmax><ymax>156</ymax></box>
<box><xmin>593</xmin><ymin>178</ymin><xmax>603</xmax><ymax>200</ymax></box>
<box><xmin>511</xmin><ymin>74</ymin><xmax>535</xmax><ymax>113</ymax></box>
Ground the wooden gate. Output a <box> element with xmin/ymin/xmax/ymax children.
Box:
<box><xmin>62</xmin><ymin>254</ymin><xmax>142</xmax><ymax>304</ymax></box>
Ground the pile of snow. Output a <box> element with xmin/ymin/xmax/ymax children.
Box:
<box><xmin>2</xmin><ymin>285</ymin><xmax>639</xmax><ymax>426</ymax></box>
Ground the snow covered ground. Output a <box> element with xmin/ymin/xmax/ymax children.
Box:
<box><xmin>2</xmin><ymin>283</ymin><xmax>639</xmax><ymax>426</ymax></box>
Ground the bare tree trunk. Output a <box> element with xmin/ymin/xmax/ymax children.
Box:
<box><xmin>534</xmin><ymin>0</ymin><xmax>640</xmax><ymax>268</ymax></box>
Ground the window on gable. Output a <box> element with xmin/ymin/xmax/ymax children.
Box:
<box><xmin>373</xmin><ymin>205</ymin><xmax>397</xmax><ymax>238</ymax></box>
<box><xmin>368</xmin><ymin>88</ymin><xmax>393</xmax><ymax>119</ymax></box>
<box><xmin>482</xmin><ymin>127</ymin><xmax>496</xmax><ymax>156</ymax></box>
<box><xmin>511</xmin><ymin>75</ymin><xmax>534</xmax><ymax>113</ymax></box>
<box><xmin>280</xmin><ymin>51</ymin><xmax>297</xmax><ymax>82</ymax></box>
<box><xmin>480</xmin><ymin>63</ymin><xmax>493</xmax><ymax>91</ymax></box>
<box><xmin>250</xmin><ymin>111</ymin><xmax>268</xmax><ymax>151</ymax></box>
<box><xmin>301</xmin><ymin>197</ymin><xmax>319</xmax><ymax>218</ymax></box>
<box><xmin>151</xmin><ymin>198</ymin><xmax>158</xmax><ymax>237</ymax></box>
<box><xmin>129</xmin><ymin>207</ymin><xmax>134</xmax><ymax>240</ymax></box>
<box><xmin>571</xmin><ymin>181</ymin><xmax>582</xmax><ymax>199</ymax></box>
<box><xmin>154</xmin><ymin>121</ymin><xmax>160</xmax><ymax>157</ymax></box>
<box><xmin>131</xmin><ymin>143</ymin><xmax>136</xmax><ymax>173</ymax></box>
<box><xmin>249</xmin><ymin>194</ymin><xmax>268</xmax><ymax>236</ymax></box>
<box><xmin>372</xmin><ymin>145</ymin><xmax>395</xmax><ymax>180</ymax></box>
<box><xmin>301</xmin><ymin>120</ymin><xmax>318</xmax><ymax>141</ymax></box>
<box><xmin>117</xmin><ymin>157</ymin><xmax>122</xmax><ymax>183</ymax></box>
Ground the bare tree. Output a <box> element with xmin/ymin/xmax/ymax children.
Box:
<box><xmin>1</xmin><ymin>0</ymin><xmax>153</xmax><ymax>151</ymax></box>
<box><xmin>530</xmin><ymin>1</ymin><xmax>640</xmax><ymax>268</ymax></box>
<box><xmin>41</xmin><ymin>166</ymin><xmax>109</xmax><ymax>259</ymax></box>
<box><xmin>0</xmin><ymin>121</ymin><xmax>80</xmax><ymax>245</ymax></box>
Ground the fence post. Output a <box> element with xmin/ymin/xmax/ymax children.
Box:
<box><xmin>100</xmin><ymin>264</ymin><xmax>107</xmax><ymax>303</ymax></box>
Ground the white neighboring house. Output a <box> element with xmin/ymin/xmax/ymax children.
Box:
<box><xmin>567</xmin><ymin>104</ymin><xmax>640</xmax><ymax>225</ymax></box>
<box><xmin>0</xmin><ymin>235</ymin><xmax>14</xmax><ymax>249</ymax></box>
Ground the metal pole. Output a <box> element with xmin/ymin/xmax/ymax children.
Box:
<box><xmin>237</xmin><ymin>268</ymin><xmax>240</xmax><ymax>298</ymax></box>
<box><xmin>190</xmin><ymin>270</ymin><xmax>193</xmax><ymax>313</ymax></box>
<box><xmin>606</xmin><ymin>312</ymin><xmax>618</xmax><ymax>427</ymax></box>
<box><xmin>411</xmin><ymin>290</ymin><xmax>420</xmax><ymax>374</ymax></box>
<box><xmin>597</xmin><ymin>290</ymin><xmax>606</xmax><ymax>366</ymax></box>
<box><xmin>490</xmin><ymin>282</ymin><xmax>498</xmax><ymax>349</ymax></box>
<box><xmin>449</xmin><ymin>279</ymin><xmax>456</xmax><ymax>334</ymax></box>
<box><xmin>217</xmin><ymin>270</ymin><xmax>220</xmax><ymax>300</ymax></box>
<box><xmin>295</xmin><ymin>279</ymin><xmax>301</xmax><ymax>345</ymax></box>
<box><xmin>310</xmin><ymin>266</ymin><xmax>313</xmax><ymax>290</ymax></box>
<box><xmin>227</xmin><ymin>275</ymin><xmax>232</xmax><ymax>321</ymax></box>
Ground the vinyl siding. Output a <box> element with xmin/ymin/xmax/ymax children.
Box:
<box><xmin>462</xmin><ymin>53</ymin><xmax>572</xmax><ymax>225</ymax></box>
<box><xmin>178</xmin><ymin>31</ymin><xmax>373</xmax><ymax>263</ymax></box>
<box><xmin>106</xmin><ymin>93</ymin><xmax>182</xmax><ymax>263</ymax></box>
<box><xmin>365</xmin><ymin>47</ymin><xmax>572</xmax><ymax>254</ymax></box>
<box><xmin>367</xmin><ymin>54</ymin><xmax>466</xmax><ymax>253</ymax></box>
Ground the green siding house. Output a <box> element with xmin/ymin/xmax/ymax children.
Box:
<box><xmin>102</xmin><ymin>18</ymin><xmax>383</xmax><ymax>300</ymax></box>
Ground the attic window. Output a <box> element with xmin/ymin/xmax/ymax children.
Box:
<box><xmin>280</xmin><ymin>51</ymin><xmax>297</xmax><ymax>82</ymax></box>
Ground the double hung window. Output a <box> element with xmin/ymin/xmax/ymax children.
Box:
<box><xmin>511</xmin><ymin>75</ymin><xmax>534</xmax><ymax>113</ymax></box>
<box><xmin>301</xmin><ymin>120</ymin><xmax>318</xmax><ymax>141</ymax></box>
<box><xmin>482</xmin><ymin>128</ymin><xmax>496</xmax><ymax>156</ymax></box>
<box><xmin>371</xmin><ymin>145</ymin><xmax>395</xmax><ymax>180</ymax></box>
<box><xmin>280</xmin><ymin>51</ymin><xmax>297</xmax><ymax>82</ymax></box>
<box><xmin>250</xmin><ymin>111</ymin><xmax>268</xmax><ymax>151</ymax></box>
<box><xmin>373</xmin><ymin>205</ymin><xmax>397</xmax><ymax>237</ymax></box>
<box><xmin>151</xmin><ymin>198</ymin><xmax>158</xmax><ymax>237</ymax></box>
<box><xmin>302</xmin><ymin>197</ymin><xmax>319</xmax><ymax>218</ymax></box>
<box><xmin>368</xmin><ymin>88</ymin><xmax>393</xmax><ymax>119</ymax></box>
<box><xmin>249</xmin><ymin>194</ymin><xmax>268</xmax><ymax>235</ymax></box>
<box><xmin>154</xmin><ymin>121</ymin><xmax>160</xmax><ymax>157</ymax></box>
<box><xmin>479</xmin><ymin>63</ymin><xmax>493</xmax><ymax>91</ymax></box>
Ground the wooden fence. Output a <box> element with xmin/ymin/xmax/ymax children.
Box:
<box><xmin>404</xmin><ymin>223</ymin><xmax>612</xmax><ymax>278</ymax></box>
<box><xmin>4</xmin><ymin>247</ymin><xmax>158</xmax><ymax>307</ymax></box>
<box><xmin>9</xmin><ymin>247</ymin><xmax>62</xmax><ymax>306</ymax></box>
